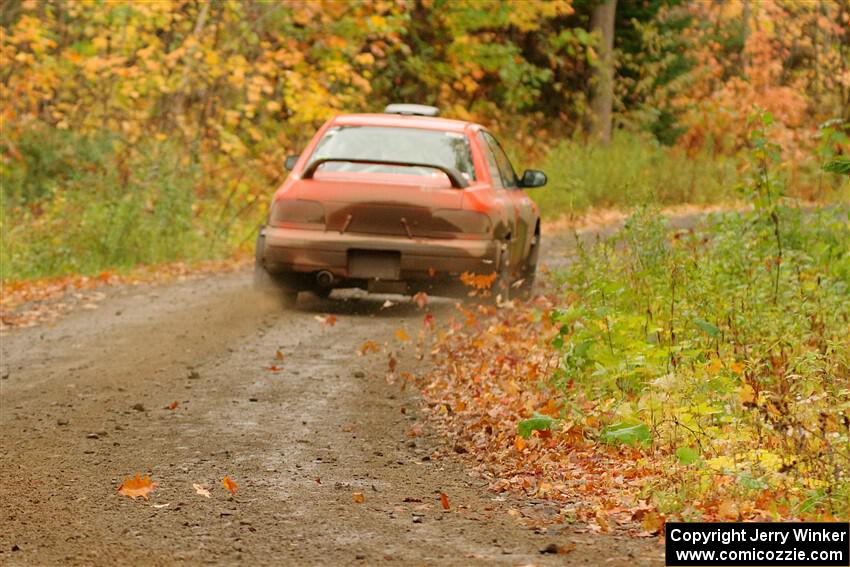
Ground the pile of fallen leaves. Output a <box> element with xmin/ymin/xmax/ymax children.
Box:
<box><xmin>1</xmin><ymin>255</ymin><xmax>249</xmax><ymax>330</ymax></box>
<box><xmin>416</xmin><ymin>299</ymin><xmax>668</xmax><ymax>536</ymax></box>
<box><xmin>415</xmin><ymin>206</ymin><xmax>849</xmax><ymax>534</ymax></box>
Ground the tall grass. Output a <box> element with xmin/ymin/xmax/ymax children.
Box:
<box><xmin>531</xmin><ymin>132</ymin><xmax>848</xmax><ymax>218</ymax></box>
<box><xmin>1</xmin><ymin>127</ymin><xmax>263</xmax><ymax>281</ymax></box>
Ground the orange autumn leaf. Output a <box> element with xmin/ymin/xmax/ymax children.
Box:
<box><xmin>275</xmin><ymin>349</ymin><xmax>285</xmax><ymax>361</ymax></box>
<box><xmin>167</xmin><ymin>400</ymin><xmax>179</xmax><ymax>410</ymax></box>
<box><xmin>117</xmin><ymin>473</ymin><xmax>158</xmax><ymax>500</ymax></box>
<box><xmin>395</xmin><ymin>328</ymin><xmax>409</xmax><ymax>342</ymax></box>
<box><xmin>440</xmin><ymin>492</ymin><xmax>450</xmax><ymax>510</ymax></box>
<box><xmin>352</xmin><ymin>491</ymin><xmax>365</xmax><ymax>503</ymax></box>
<box><xmin>513</xmin><ymin>435</ymin><xmax>527</xmax><ymax>451</ymax></box>
<box><xmin>459</xmin><ymin>271</ymin><xmax>497</xmax><ymax>290</ymax></box>
<box><xmin>223</xmin><ymin>476</ymin><xmax>238</xmax><ymax>494</ymax></box>
<box><xmin>423</xmin><ymin>313</ymin><xmax>434</xmax><ymax>328</ymax></box>
<box><xmin>359</xmin><ymin>340</ymin><xmax>380</xmax><ymax>355</ymax></box>
<box><xmin>266</xmin><ymin>364</ymin><xmax>282</xmax><ymax>372</ymax></box>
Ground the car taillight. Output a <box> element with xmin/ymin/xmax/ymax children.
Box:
<box><xmin>434</xmin><ymin>210</ymin><xmax>492</xmax><ymax>234</ymax></box>
<box><xmin>270</xmin><ymin>199</ymin><xmax>326</xmax><ymax>227</ymax></box>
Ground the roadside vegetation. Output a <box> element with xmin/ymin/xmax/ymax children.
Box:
<box><xmin>419</xmin><ymin>119</ymin><xmax>849</xmax><ymax>527</ymax></box>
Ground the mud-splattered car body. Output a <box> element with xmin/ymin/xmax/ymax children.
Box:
<box><xmin>255</xmin><ymin>106</ymin><xmax>546</xmax><ymax>302</ymax></box>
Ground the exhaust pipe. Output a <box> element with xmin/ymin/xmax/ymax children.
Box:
<box><xmin>316</xmin><ymin>270</ymin><xmax>334</xmax><ymax>287</ymax></box>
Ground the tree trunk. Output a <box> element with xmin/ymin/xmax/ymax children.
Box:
<box><xmin>590</xmin><ymin>0</ymin><xmax>617</xmax><ymax>144</ymax></box>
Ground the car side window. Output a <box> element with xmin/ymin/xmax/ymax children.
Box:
<box><xmin>476</xmin><ymin>132</ymin><xmax>505</xmax><ymax>189</ymax></box>
<box><xmin>482</xmin><ymin>132</ymin><xmax>518</xmax><ymax>189</ymax></box>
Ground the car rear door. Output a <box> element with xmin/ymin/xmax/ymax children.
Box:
<box><xmin>478</xmin><ymin>132</ymin><xmax>533</xmax><ymax>270</ymax></box>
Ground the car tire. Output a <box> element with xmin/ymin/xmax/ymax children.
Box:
<box><xmin>254</xmin><ymin>230</ymin><xmax>275</xmax><ymax>292</ymax></box>
<box><xmin>312</xmin><ymin>288</ymin><xmax>332</xmax><ymax>299</ymax></box>
<box><xmin>255</xmin><ymin>229</ymin><xmax>299</xmax><ymax>308</ymax></box>
<box><xmin>491</xmin><ymin>242</ymin><xmax>511</xmax><ymax>304</ymax></box>
<box><xmin>517</xmin><ymin>231</ymin><xmax>539</xmax><ymax>300</ymax></box>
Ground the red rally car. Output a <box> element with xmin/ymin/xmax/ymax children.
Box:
<box><xmin>255</xmin><ymin>104</ymin><xmax>546</xmax><ymax>305</ymax></box>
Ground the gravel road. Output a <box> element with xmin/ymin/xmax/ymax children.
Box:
<box><xmin>0</xmin><ymin>222</ymin><xmax>673</xmax><ymax>566</ymax></box>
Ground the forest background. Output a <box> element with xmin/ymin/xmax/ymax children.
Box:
<box><xmin>2</xmin><ymin>0</ymin><xmax>848</xmax><ymax>280</ymax></box>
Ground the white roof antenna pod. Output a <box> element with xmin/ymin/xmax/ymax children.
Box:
<box><xmin>384</xmin><ymin>104</ymin><xmax>440</xmax><ymax>117</ymax></box>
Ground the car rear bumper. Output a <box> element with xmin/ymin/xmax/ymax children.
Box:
<box><xmin>261</xmin><ymin>226</ymin><xmax>499</xmax><ymax>279</ymax></box>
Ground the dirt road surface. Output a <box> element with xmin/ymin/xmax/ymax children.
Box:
<box><xmin>0</xmin><ymin>224</ymin><xmax>675</xmax><ymax>566</ymax></box>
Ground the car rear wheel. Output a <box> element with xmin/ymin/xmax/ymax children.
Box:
<box><xmin>491</xmin><ymin>242</ymin><xmax>511</xmax><ymax>303</ymax></box>
<box><xmin>516</xmin><ymin>230</ymin><xmax>539</xmax><ymax>300</ymax></box>
<box><xmin>255</xmin><ymin>229</ymin><xmax>299</xmax><ymax>308</ymax></box>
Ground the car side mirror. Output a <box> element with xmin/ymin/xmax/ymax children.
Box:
<box><xmin>519</xmin><ymin>169</ymin><xmax>547</xmax><ymax>188</ymax></box>
<box><xmin>284</xmin><ymin>155</ymin><xmax>299</xmax><ymax>171</ymax></box>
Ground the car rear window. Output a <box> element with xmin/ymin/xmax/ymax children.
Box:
<box><xmin>308</xmin><ymin>126</ymin><xmax>476</xmax><ymax>181</ymax></box>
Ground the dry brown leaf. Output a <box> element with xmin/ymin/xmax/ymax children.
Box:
<box><xmin>640</xmin><ymin>510</ymin><xmax>663</xmax><ymax>534</ymax></box>
<box><xmin>352</xmin><ymin>492</ymin><xmax>365</xmax><ymax>503</ymax></box>
<box><xmin>359</xmin><ymin>340</ymin><xmax>380</xmax><ymax>355</ymax></box>
<box><xmin>223</xmin><ymin>476</ymin><xmax>238</xmax><ymax>495</ymax></box>
<box><xmin>440</xmin><ymin>492</ymin><xmax>450</xmax><ymax>510</ymax></box>
<box><xmin>193</xmin><ymin>483</ymin><xmax>211</xmax><ymax>498</ymax></box>
<box><xmin>595</xmin><ymin>510</ymin><xmax>610</xmax><ymax>533</ymax></box>
<box><xmin>118</xmin><ymin>473</ymin><xmax>158</xmax><ymax>500</ymax></box>
<box><xmin>275</xmin><ymin>349</ymin><xmax>285</xmax><ymax>361</ymax></box>
<box><xmin>167</xmin><ymin>400</ymin><xmax>179</xmax><ymax>410</ymax></box>
<box><xmin>717</xmin><ymin>499</ymin><xmax>738</xmax><ymax>519</ymax></box>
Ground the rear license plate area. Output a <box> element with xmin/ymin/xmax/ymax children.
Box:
<box><xmin>347</xmin><ymin>250</ymin><xmax>401</xmax><ymax>280</ymax></box>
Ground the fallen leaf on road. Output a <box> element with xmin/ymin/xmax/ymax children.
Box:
<box><xmin>460</xmin><ymin>271</ymin><xmax>497</xmax><ymax>290</ymax></box>
<box><xmin>315</xmin><ymin>314</ymin><xmax>337</xmax><ymax>327</ymax></box>
<box><xmin>412</xmin><ymin>291</ymin><xmax>428</xmax><ymax>309</ymax></box>
<box><xmin>359</xmin><ymin>340</ymin><xmax>380</xmax><ymax>355</ymax></box>
<box><xmin>440</xmin><ymin>492</ymin><xmax>450</xmax><ymax>510</ymax></box>
<box><xmin>395</xmin><ymin>328</ymin><xmax>409</xmax><ymax>341</ymax></box>
<box><xmin>640</xmin><ymin>510</ymin><xmax>663</xmax><ymax>534</ymax></box>
<box><xmin>275</xmin><ymin>350</ymin><xmax>285</xmax><ymax>361</ymax></box>
<box><xmin>193</xmin><ymin>483</ymin><xmax>211</xmax><ymax>498</ymax></box>
<box><xmin>167</xmin><ymin>401</ymin><xmax>179</xmax><ymax>410</ymax></box>
<box><xmin>266</xmin><ymin>365</ymin><xmax>282</xmax><ymax>372</ymax></box>
<box><xmin>315</xmin><ymin>477</ymin><xmax>321</xmax><ymax>484</ymax></box>
<box><xmin>595</xmin><ymin>510</ymin><xmax>610</xmax><ymax>533</ymax></box>
<box><xmin>353</xmin><ymin>492</ymin><xmax>365</xmax><ymax>503</ymax></box>
<box><xmin>118</xmin><ymin>473</ymin><xmax>158</xmax><ymax>500</ymax></box>
<box><xmin>223</xmin><ymin>476</ymin><xmax>238</xmax><ymax>495</ymax></box>
<box><xmin>423</xmin><ymin>313</ymin><xmax>434</xmax><ymax>328</ymax></box>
